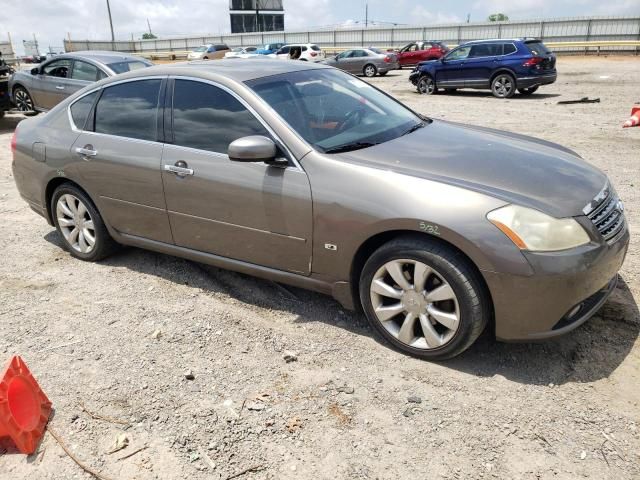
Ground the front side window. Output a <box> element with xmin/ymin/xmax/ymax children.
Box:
<box><xmin>70</xmin><ymin>91</ymin><xmax>98</xmax><ymax>130</ymax></box>
<box><xmin>446</xmin><ymin>46</ymin><xmax>471</xmax><ymax>61</ymax></box>
<box><xmin>247</xmin><ymin>69</ymin><xmax>423</xmax><ymax>153</ymax></box>
<box><xmin>71</xmin><ymin>60</ymin><xmax>102</xmax><ymax>81</ymax></box>
<box><xmin>172</xmin><ymin>79</ymin><xmax>269</xmax><ymax>154</ymax></box>
<box><xmin>43</xmin><ymin>59</ymin><xmax>72</xmax><ymax>77</ymax></box>
<box><xmin>94</xmin><ymin>79</ymin><xmax>161</xmax><ymax>141</ymax></box>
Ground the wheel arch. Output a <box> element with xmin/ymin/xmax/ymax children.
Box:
<box><xmin>44</xmin><ymin>177</ymin><xmax>97</xmax><ymax>226</ymax></box>
<box><xmin>489</xmin><ymin>68</ymin><xmax>517</xmax><ymax>84</ymax></box>
<box><xmin>348</xmin><ymin>230</ymin><xmax>494</xmax><ymax>323</ymax></box>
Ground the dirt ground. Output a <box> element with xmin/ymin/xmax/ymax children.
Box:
<box><xmin>0</xmin><ymin>56</ymin><xmax>639</xmax><ymax>480</ymax></box>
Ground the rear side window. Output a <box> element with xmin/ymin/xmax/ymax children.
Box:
<box><xmin>311</xmin><ymin>45</ymin><xmax>321</xmax><ymax>51</ymax></box>
<box><xmin>70</xmin><ymin>91</ymin><xmax>98</xmax><ymax>130</ymax></box>
<box><xmin>214</xmin><ymin>44</ymin><xmax>228</xmax><ymax>50</ymax></box>
<box><xmin>107</xmin><ymin>61</ymin><xmax>150</xmax><ymax>74</ymax></box>
<box><xmin>71</xmin><ymin>60</ymin><xmax>102</xmax><ymax>82</ymax></box>
<box><xmin>469</xmin><ymin>43</ymin><xmax>502</xmax><ymax>57</ymax></box>
<box><xmin>94</xmin><ymin>79</ymin><xmax>161</xmax><ymax>141</ymax></box>
<box><xmin>526</xmin><ymin>41</ymin><xmax>551</xmax><ymax>56</ymax></box>
<box><xmin>503</xmin><ymin>43</ymin><xmax>517</xmax><ymax>55</ymax></box>
<box><xmin>172</xmin><ymin>80</ymin><xmax>269</xmax><ymax>154</ymax></box>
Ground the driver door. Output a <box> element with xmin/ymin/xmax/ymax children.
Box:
<box><xmin>438</xmin><ymin>46</ymin><xmax>471</xmax><ymax>87</ymax></box>
<box><xmin>31</xmin><ymin>58</ymin><xmax>72</xmax><ymax>109</ymax></box>
<box><xmin>161</xmin><ymin>79</ymin><xmax>313</xmax><ymax>274</ymax></box>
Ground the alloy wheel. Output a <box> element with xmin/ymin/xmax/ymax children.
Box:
<box><xmin>417</xmin><ymin>76</ymin><xmax>435</xmax><ymax>95</ymax></box>
<box><xmin>369</xmin><ymin>259</ymin><xmax>460</xmax><ymax>350</ymax></box>
<box><xmin>14</xmin><ymin>88</ymin><xmax>34</xmax><ymax>111</ymax></box>
<box><xmin>56</xmin><ymin>194</ymin><xmax>96</xmax><ymax>254</ymax></box>
<box><xmin>492</xmin><ymin>75</ymin><xmax>514</xmax><ymax>98</ymax></box>
<box><xmin>364</xmin><ymin>65</ymin><xmax>376</xmax><ymax>77</ymax></box>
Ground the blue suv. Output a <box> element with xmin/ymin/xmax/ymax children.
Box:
<box><xmin>409</xmin><ymin>38</ymin><xmax>557</xmax><ymax>98</ymax></box>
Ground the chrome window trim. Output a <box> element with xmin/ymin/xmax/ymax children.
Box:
<box><xmin>170</xmin><ymin>75</ymin><xmax>303</xmax><ymax>171</ymax></box>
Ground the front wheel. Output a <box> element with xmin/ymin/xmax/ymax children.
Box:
<box><xmin>359</xmin><ymin>236</ymin><xmax>489</xmax><ymax>360</ymax></box>
<box><xmin>417</xmin><ymin>75</ymin><xmax>436</xmax><ymax>95</ymax></box>
<box><xmin>52</xmin><ymin>184</ymin><xmax>118</xmax><ymax>261</ymax></box>
<box><xmin>491</xmin><ymin>73</ymin><xmax>516</xmax><ymax>98</ymax></box>
<box><xmin>518</xmin><ymin>86</ymin><xmax>539</xmax><ymax>95</ymax></box>
<box><xmin>14</xmin><ymin>86</ymin><xmax>35</xmax><ymax>111</ymax></box>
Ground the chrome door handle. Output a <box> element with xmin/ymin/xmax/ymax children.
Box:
<box><xmin>164</xmin><ymin>164</ymin><xmax>194</xmax><ymax>177</ymax></box>
<box><xmin>75</xmin><ymin>145</ymin><xmax>97</xmax><ymax>158</ymax></box>
<box><xmin>55</xmin><ymin>85</ymin><xmax>65</xmax><ymax>90</ymax></box>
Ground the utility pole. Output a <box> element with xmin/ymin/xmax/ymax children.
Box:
<box><xmin>466</xmin><ymin>13</ymin><xmax>470</xmax><ymax>23</ymax></box>
<box><xmin>255</xmin><ymin>0</ymin><xmax>260</xmax><ymax>33</ymax></box>
<box><xmin>106</xmin><ymin>0</ymin><xmax>115</xmax><ymax>42</ymax></box>
<box><xmin>146</xmin><ymin>18</ymin><xmax>152</xmax><ymax>36</ymax></box>
<box><xmin>365</xmin><ymin>3</ymin><xmax>368</xmax><ymax>28</ymax></box>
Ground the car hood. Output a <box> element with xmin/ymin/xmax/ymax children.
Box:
<box><xmin>337</xmin><ymin>119</ymin><xmax>606</xmax><ymax>218</ymax></box>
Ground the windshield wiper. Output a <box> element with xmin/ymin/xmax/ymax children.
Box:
<box><xmin>323</xmin><ymin>141</ymin><xmax>380</xmax><ymax>154</ymax></box>
<box><xmin>401</xmin><ymin>121</ymin><xmax>426</xmax><ymax>136</ymax></box>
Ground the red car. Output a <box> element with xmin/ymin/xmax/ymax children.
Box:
<box><xmin>396</xmin><ymin>41</ymin><xmax>449</xmax><ymax>68</ymax></box>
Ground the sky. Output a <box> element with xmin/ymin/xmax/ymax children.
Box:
<box><xmin>1</xmin><ymin>0</ymin><xmax>639</xmax><ymax>55</ymax></box>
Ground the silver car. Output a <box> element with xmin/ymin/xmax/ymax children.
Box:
<box><xmin>11</xmin><ymin>60</ymin><xmax>628</xmax><ymax>360</ymax></box>
<box><xmin>323</xmin><ymin>48</ymin><xmax>399</xmax><ymax>77</ymax></box>
<box><xmin>9</xmin><ymin>51</ymin><xmax>152</xmax><ymax>112</ymax></box>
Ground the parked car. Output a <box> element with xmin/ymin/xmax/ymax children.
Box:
<box><xmin>11</xmin><ymin>60</ymin><xmax>627</xmax><ymax>360</ymax></box>
<box><xmin>396</xmin><ymin>41</ymin><xmax>449</xmax><ymax>68</ymax></box>
<box><xmin>9</xmin><ymin>51</ymin><xmax>152</xmax><ymax>113</ymax></box>
<box><xmin>323</xmin><ymin>48</ymin><xmax>398</xmax><ymax>77</ymax></box>
<box><xmin>409</xmin><ymin>38</ymin><xmax>557</xmax><ymax>98</ymax></box>
<box><xmin>224</xmin><ymin>46</ymin><xmax>258</xmax><ymax>58</ymax></box>
<box><xmin>270</xmin><ymin>44</ymin><xmax>325</xmax><ymax>62</ymax></box>
<box><xmin>255</xmin><ymin>43</ymin><xmax>285</xmax><ymax>55</ymax></box>
<box><xmin>187</xmin><ymin>44</ymin><xmax>230</xmax><ymax>60</ymax></box>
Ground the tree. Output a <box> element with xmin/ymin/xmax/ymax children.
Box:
<box><xmin>142</xmin><ymin>33</ymin><xmax>157</xmax><ymax>40</ymax></box>
<box><xmin>487</xmin><ymin>13</ymin><xmax>509</xmax><ymax>22</ymax></box>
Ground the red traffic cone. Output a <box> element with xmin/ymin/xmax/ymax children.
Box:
<box><xmin>623</xmin><ymin>105</ymin><xmax>640</xmax><ymax>128</ymax></box>
<box><xmin>0</xmin><ymin>356</ymin><xmax>52</xmax><ymax>454</ymax></box>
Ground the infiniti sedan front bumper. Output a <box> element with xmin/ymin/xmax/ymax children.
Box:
<box><xmin>484</xmin><ymin>227</ymin><xmax>629</xmax><ymax>341</ymax></box>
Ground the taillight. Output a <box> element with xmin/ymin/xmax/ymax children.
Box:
<box><xmin>310</xmin><ymin>51</ymin><xmax>317</xmax><ymax>57</ymax></box>
<box><xmin>10</xmin><ymin>131</ymin><xmax>17</xmax><ymax>156</ymax></box>
<box><xmin>523</xmin><ymin>57</ymin><xmax>544</xmax><ymax>67</ymax></box>
<box><xmin>384</xmin><ymin>56</ymin><xmax>391</xmax><ymax>63</ymax></box>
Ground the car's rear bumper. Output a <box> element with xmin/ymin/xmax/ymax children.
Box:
<box><xmin>378</xmin><ymin>62</ymin><xmax>399</xmax><ymax>73</ymax></box>
<box><xmin>484</xmin><ymin>226</ymin><xmax>629</xmax><ymax>341</ymax></box>
<box><xmin>517</xmin><ymin>73</ymin><xmax>557</xmax><ymax>89</ymax></box>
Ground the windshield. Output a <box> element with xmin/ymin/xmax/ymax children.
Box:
<box><xmin>246</xmin><ymin>69</ymin><xmax>423</xmax><ymax>153</ymax></box>
<box><xmin>107</xmin><ymin>61</ymin><xmax>150</xmax><ymax>73</ymax></box>
<box><xmin>369</xmin><ymin>47</ymin><xmax>383</xmax><ymax>54</ymax></box>
<box><xmin>194</xmin><ymin>46</ymin><xmax>207</xmax><ymax>52</ymax></box>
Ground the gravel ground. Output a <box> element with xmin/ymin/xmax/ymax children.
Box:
<box><xmin>0</xmin><ymin>56</ymin><xmax>639</xmax><ymax>480</ymax></box>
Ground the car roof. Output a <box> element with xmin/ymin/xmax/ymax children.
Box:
<box><xmin>463</xmin><ymin>38</ymin><xmax>538</xmax><ymax>45</ymax></box>
<box><xmin>101</xmin><ymin>58</ymin><xmax>330</xmax><ymax>83</ymax></box>
<box><xmin>55</xmin><ymin>51</ymin><xmax>148</xmax><ymax>64</ymax></box>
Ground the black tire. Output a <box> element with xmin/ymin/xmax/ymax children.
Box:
<box><xmin>13</xmin><ymin>86</ymin><xmax>35</xmax><ymax>112</ymax></box>
<box><xmin>0</xmin><ymin>110</ymin><xmax>5</xmax><ymax>119</ymax></box>
<box><xmin>359</xmin><ymin>235</ymin><xmax>490</xmax><ymax>360</ymax></box>
<box><xmin>518</xmin><ymin>86</ymin><xmax>539</xmax><ymax>95</ymax></box>
<box><xmin>378</xmin><ymin>71</ymin><xmax>388</xmax><ymax>76</ymax></box>
<box><xmin>491</xmin><ymin>73</ymin><xmax>516</xmax><ymax>98</ymax></box>
<box><xmin>363</xmin><ymin>64</ymin><xmax>377</xmax><ymax>78</ymax></box>
<box><xmin>51</xmin><ymin>183</ymin><xmax>118</xmax><ymax>262</ymax></box>
<box><xmin>416</xmin><ymin>75</ymin><xmax>436</xmax><ymax>95</ymax></box>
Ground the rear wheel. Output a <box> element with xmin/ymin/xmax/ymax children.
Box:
<box><xmin>14</xmin><ymin>86</ymin><xmax>34</xmax><ymax>111</ymax></box>
<box><xmin>51</xmin><ymin>184</ymin><xmax>118</xmax><ymax>262</ymax></box>
<box><xmin>518</xmin><ymin>86</ymin><xmax>539</xmax><ymax>95</ymax></box>
<box><xmin>359</xmin><ymin>236</ymin><xmax>489</xmax><ymax>360</ymax></box>
<box><xmin>491</xmin><ymin>73</ymin><xmax>516</xmax><ymax>98</ymax></box>
<box><xmin>363</xmin><ymin>64</ymin><xmax>377</xmax><ymax>78</ymax></box>
<box><xmin>417</xmin><ymin>75</ymin><xmax>436</xmax><ymax>95</ymax></box>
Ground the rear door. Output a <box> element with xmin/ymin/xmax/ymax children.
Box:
<box><xmin>71</xmin><ymin>78</ymin><xmax>173</xmax><ymax>243</ymax></box>
<box><xmin>161</xmin><ymin>78</ymin><xmax>313</xmax><ymax>274</ymax></box>
<box><xmin>464</xmin><ymin>43</ymin><xmax>501</xmax><ymax>88</ymax></box>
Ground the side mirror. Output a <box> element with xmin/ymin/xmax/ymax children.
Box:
<box><xmin>30</xmin><ymin>67</ymin><xmax>39</xmax><ymax>75</ymax></box>
<box><xmin>228</xmin><ymin>136</ymin><xmax>277</xmax><ymax>163</ymax></box>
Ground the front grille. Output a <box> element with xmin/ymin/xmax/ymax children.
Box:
<box><xmin>583</xmin><ymin>184</ymin><xmax>626</xmax><ymax>242</ymax></box>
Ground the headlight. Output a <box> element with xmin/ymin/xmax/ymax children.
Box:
<box><xmin>487</xmin><ymin>205</ymin><xmax>590</xmax><ymax>251</ymax></box>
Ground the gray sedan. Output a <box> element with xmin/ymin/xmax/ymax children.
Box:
<box><xmin>323</xmin><ymin>48</ymin><xmax>399</xmax><ymax>77</ymax></box>
<box><xmin>9</xmin><ymin>51</ymin><xmax>152</xmax><ymax>112</ymax></box>
<box><xmin>11</xmin><ymin>60</ymin><xmax>628</xmax><ymax>359</ymax></box>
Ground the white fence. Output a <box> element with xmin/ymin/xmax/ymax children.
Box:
<box><xmin>65</xmin><ymin>16</ymin><xmax>640</xmax><ymax>54</ymax></box>
<box><xmin>0</xmin><ymin>42</ymin><xmax>16</xmax><ymax>63</ymax></box>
